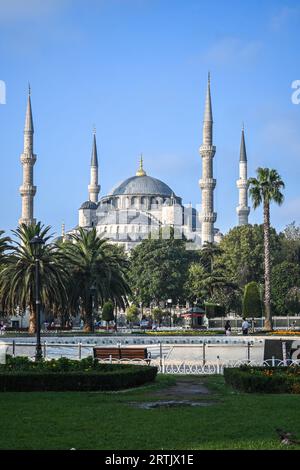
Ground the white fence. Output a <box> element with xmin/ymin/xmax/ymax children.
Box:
<box><xmin>1</xmin><ymin>340</ymin><xmax>299</xmax><ymax>375</ymax></box>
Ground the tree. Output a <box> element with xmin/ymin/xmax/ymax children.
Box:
<box><xmin>101</xmin><ymin>301</ymin><xmax>115</xmax><ymax>328</ymax></box>
<box><xmin>63</xmin><ymin>228</ymin><xmax>130</xmax><ymax>332</ymax></box>
<box><xmin>218</xmin><ymin>224</ymin><xmax>282</xmax><ymax>288</ymax></box>
<box><xmin>210</xmin><ymin>286</ymin><xmax>242</xmax><ymax>315</ymax></box>
<box><xmin>0</xmin><ymin>223</ymin><xmax>67</xmax><ymax>333</ymax></box>
<box><xmin>151</xmin><ymin>307</ymin><xmax>163</xmax><ymax>325</ymax></box>
<box><xmin>249</xmin><ymin>168</ymin><xmax>285</xmax><ymax>330</ymax></box>
<box><xmin>185</xmin><ymin>245</ymin><xmax>238</xmax><ymax>309</ymax></box>
<box><xmin>200</xmin><ymin>242</ymin><xmax>223</xmax><ymax>273</ymax></box>
<box><xmin>128</xmin><ymin>230</ymin><xmax>195</xmax><ymax>306</ymax></box>
<box><xmin>286</xmin><ymin>288</ymin><xmax>300</xmax><ymax>315</ymax></box>
<box><xmin>271</xmin><ymin>262</ymin><xmax>300</xmax><ymax>315</ymax></box>
<box><xmin>280</xmin><ymin>222</ymin><xmax>300</xmax><ymax>264</ymax></box>
<box><xmin>243</xmin><ymin>282</ymin><xmax>263</xmax><ymax>318</ymax></box>
<box><xmin>184</xmin><ymin>263</ymin><xmax>207</xmax><ymax>303</ymax></box>
<box><xmin>126</xmin><ymin>304</ymin><xmax>139</xmax><ymax>323</ymax></box>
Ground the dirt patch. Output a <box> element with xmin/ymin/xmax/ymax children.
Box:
<box><xmin>129</xmin><ymin>377</ymin><xmax>218</xmax><ymax>409</ymax></box>
<box><xmin>152</xmin><ymin>376</ymin><xmax>211</xmax><ymax>400</ymax></box>
<box><xmin>130</xmin><ymin>400</ymin><xmax>216</xmax><ymax>409</ymax></box>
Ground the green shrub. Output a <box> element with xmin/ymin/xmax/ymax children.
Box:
<box><xmin>0</xmin><ymin>356</ymin><xmax>158</xmax><ymax>392</ymax></box>
<box><xmin>224</xmin><ymin>366</ymin><xmax>300</xmax><ymax>394</ymax></box>
<box><xmin>101</xmin><ymin>301</ymin><xmax>115</xmax><ymax>323</ymax></box>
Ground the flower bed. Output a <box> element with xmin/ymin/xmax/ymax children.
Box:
<box><xmin>144</xmin><ymin>330</ymin><xmax>225</xmax><ymax>336</ymax></box>
<box><xmin>0</xmin><ymin>356</ymin><xmax>157</xmax><ymax>392</ymax></box>
<box><xmin>224</xmin><ymin>365</ymin><xmax>300</xmax><ymax>394</ymax></box>
<box><xmin>268</xmin><ymin>330</ymin><xmax>300</xmax><ymax>336</ymax></box>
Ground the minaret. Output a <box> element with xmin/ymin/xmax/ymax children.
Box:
<box><xmin>19</xmin><ymin>85</ymin><xmax>37</xmax><ymax>226</ymax></box>
<box><xmin>199</xmin><ymin>73</ymin><xmax>217</xmax><ymax>244</ymax></box>
<box><xmin>88</xmin><ymin>129</ymin><xmax>100</xmax><ymax>203</ymax></box>
<box><xmin>236</xmin><ymin>126</ymin><xmax>250</xmax><ymax>225</ymax></box>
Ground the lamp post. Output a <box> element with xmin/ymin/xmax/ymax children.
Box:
<box><xmin>90</xmin><ymin>284</ymin><xmax>97</xmax><ymax>333</ymax></box>
<box><xmin>167</xmin><ymin>299</ymin><xmax>172</xmax><ymax>328</ymax></box>
<box><xmin>30</xmin><ymin>235</ymin><xmax>45</xmax><ymax>361</ymax></box>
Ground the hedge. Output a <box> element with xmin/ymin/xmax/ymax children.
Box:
<box><xmin>224</xmin><ymin>366</ymin><xmax>300</xmax><ymax>394</ymax></box>
<box><xmin>0</xmin><ymin>356</ymin><xmax>158</xmax><ymax>392</ymax></box>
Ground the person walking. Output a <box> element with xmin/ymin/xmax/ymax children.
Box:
<box><xmin>225</xmin><ymin>320</ymin><xmax>232</xmax><ymax>336</ymax></box>
<box><xmin>242</xmin><ymin>318</ymin><xmax>250</xmax><ymax>336</ymax></box>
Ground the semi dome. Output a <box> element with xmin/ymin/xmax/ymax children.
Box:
<box><xmin>79</xmin><ymin>200</ymin><xmax>98</xmax><ymax>210</ymax></box>
<box><xmin>108</xmin><ymin>175</ymin><xmax>174</xmax><ymax>197</ymax></box>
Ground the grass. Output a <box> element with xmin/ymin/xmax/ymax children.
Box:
<box><xmin>0</xmin><ymin>374</ymin><xmax>300</xmax><ymax>450</ymax></box>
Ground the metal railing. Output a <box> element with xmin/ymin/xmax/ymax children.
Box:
<box><xmin>0</xmin><ymin>340</ymin><xmax>260</xmax><ymax>365</ymax></box>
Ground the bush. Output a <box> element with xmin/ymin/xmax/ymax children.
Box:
<box><xmin>224</xmin><ymin>366</ymin><xmax>300</xmax><ymax>394</ymax></box>
<box><xmin>0</xmin><ymin>356</ymin><xmax>158</xmax><ymax>392</ymax></box>
<box><xmin>101</xmin><ymin>301</ymin><xmax>115</xmax><ymax>323</ymax></box>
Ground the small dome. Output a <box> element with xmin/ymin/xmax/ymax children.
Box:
<box><xmin>79</xmin><ymin>201</ymin><xmax>97</xmax><ymax>210</ymax></box>
<box><xmin>108</xmin><ymin>175</ymin><xmax>174</xmax><ymax>197</ymax></box>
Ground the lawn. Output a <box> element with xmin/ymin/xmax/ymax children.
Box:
<box><xmin>1</xmin><ymin>374</ymin><xmax>300</xmax><ymax>450</ymax></box>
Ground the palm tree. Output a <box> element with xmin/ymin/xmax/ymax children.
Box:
<box><xmin>0</xmin><ymin>231</ymin><xmax>11</xmax><ymax>311</ymax></box>
<box><xmin>0</xmin><ymin>230</ymin><xmax>11</xmax><ymax>264</ymax></box>
<box><xmin>63</xmin><ymin>228</ymin><xmax>130</xmax><ymax>332</ymax></box>
<box><xmin>249</xmin><ymin>168</ymin><xmax>285</xmax><ymax>330</ymax></box>
<box><xmin>0</xmin><ymin>223</ymin><xmax>68</xmax><ymax>333</ymax></box>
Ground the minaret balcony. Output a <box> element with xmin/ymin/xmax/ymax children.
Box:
<box><xmin>20</xmin><ymin>153</ymin><xmax>37</xmax><ymax>165</ymax></box>
<box><xmin>19</xmin><ymin>184</ymin><xmax>36</xmax><ymax>196</ymax></box>
<box><xmin>236</xmin><ymin>206</ymin><xmax>250</xmax><ymax>215</ymax></box>
<box><xmin>199</xmin><ymin>178</ymin><xmax>216</xmax><ymax>190</ymax></box>
<box><xmin>199</xmin><ymin>145</ymin><xmax>216</xmax><ymax>158</ymax></box>
<box><xmin>201</xmin><ymin>212</ymin><xmax>217</xmax><ymax>223</ymax></box>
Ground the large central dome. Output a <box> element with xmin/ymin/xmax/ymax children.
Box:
<box><xmin>108</xmin><ymin>174</ymin><xmax>174</xmax><ymax>197</ymax></box>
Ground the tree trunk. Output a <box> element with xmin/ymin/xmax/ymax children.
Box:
<box><xmin>83</xmin><ymin>301</ymin><xmax>93</xmax><ymax>332</ymax></box>
<box><xmin>28</xmin><ymin>304</ymin><xmax>36</xmax><ymax>334</ymax></box>
<box><xmin>263</xmin><ymin>200</ymin><xmax>272</xmax><ymax>331</ymax></box>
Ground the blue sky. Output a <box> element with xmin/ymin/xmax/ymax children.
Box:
<box><xmin>0</xmin><ymin>0</ymin><xmax>299</xmax><ymax>237</ymax></box>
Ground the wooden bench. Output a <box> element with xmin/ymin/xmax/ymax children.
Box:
<box><xmin>93</xmin><ymin>347</ymin><xmax>151</xmax><ymax>365</ymax></box>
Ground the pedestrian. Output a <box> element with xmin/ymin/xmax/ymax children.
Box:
<box><xmin>225</xmin><ymin>320</ymin><xmax>231</xmax><ymax>336</ymax></box>
<box><xmin>202</xmin><ymin>315</ymin><xmax>209</xmax><ymax>330</ymax></box>
<box><xmin>242</xmin><ymin>318</ymin><xmax>249</xmax><ymax>336</ymax></box>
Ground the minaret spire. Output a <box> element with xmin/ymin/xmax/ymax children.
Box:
<box><xmin>88</xmin><ymin>129</ymin><xmax>100</xmax><ymax>203</ymax></box>
<box><xmin>236</xmin><ymin>126</ymin><xmax>250</xmax><ymax>225</ymax></box>
<box><xmin>204</xmin><ymin>72</ymin><xmax>213</xmax><ymax>126</ymax></box>
<box><xmin>19</xmin><ymin>87</ymin><xmax>37</xmax><ymax>226</ymax></box>
<box><xmin>199</xmin><ymin>73</ymin><xmax>217</xmax><ymax>245</ymax></box>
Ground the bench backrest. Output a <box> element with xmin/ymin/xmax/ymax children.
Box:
<box><xmin>93</xmin><ymin>347</ymin><xmax>148</xmax><ymax>360</ymax></box>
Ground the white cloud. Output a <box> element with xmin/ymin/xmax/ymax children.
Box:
<box><xmin>204</xmin><ymin>37</ymin><xmax>262</xmax><ymax>66</ymax></box>
<box><xmin>270</xmin><ymin>6</ymin><xmax>300</xmax><ymax>32</ymax></box>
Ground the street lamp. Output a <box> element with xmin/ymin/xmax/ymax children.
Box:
<box><xmin>90</xmin><ymin>284</ymin><xmax>97</xmax><ymax>333</ymax></box>
<box><xmin>167</xmin><ymin>299</ymin><xmax>172</xmax><ymax>328</ymax></box>
<box><xmin>29</xmin><ymin>235</ymin><xmax>45</xmax><ymax>361</ymax></box>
